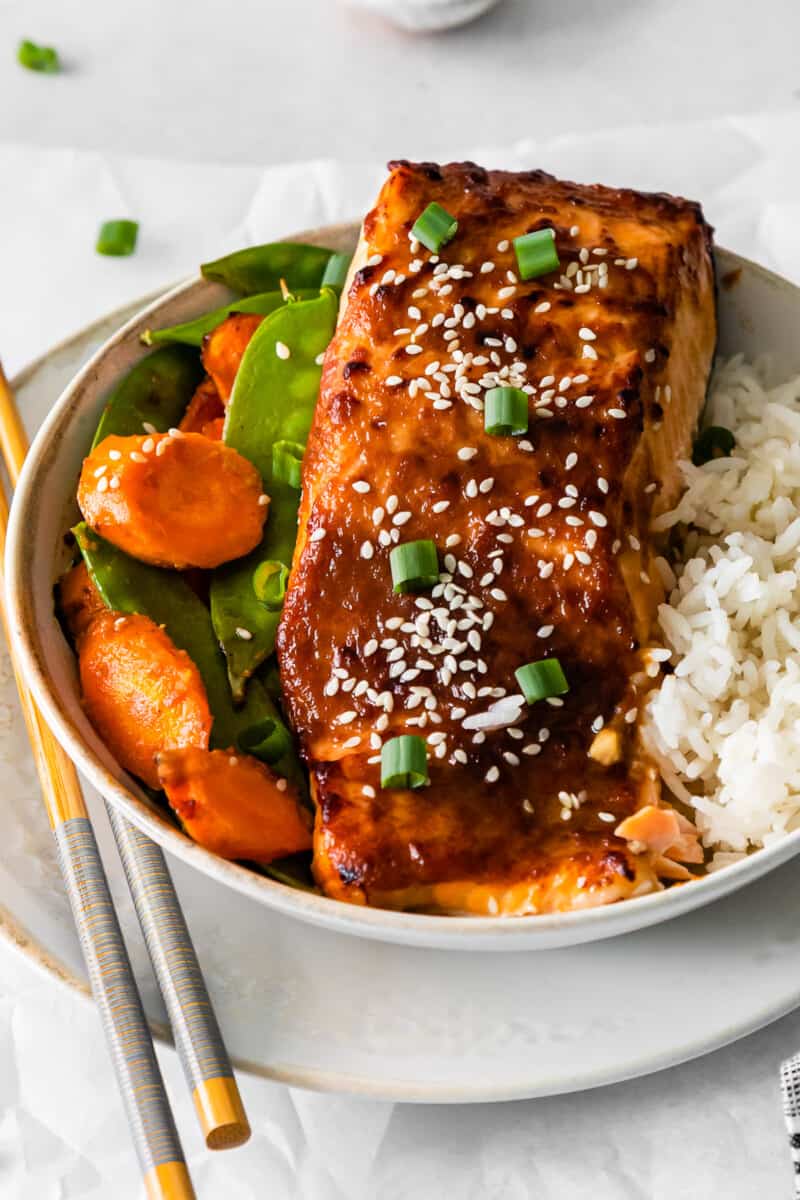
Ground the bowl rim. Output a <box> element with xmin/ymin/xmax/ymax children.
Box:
<box><xmin>7</xmin><ymin>229</ymin><xmax>800</xmax><ymax>950</ymax></box>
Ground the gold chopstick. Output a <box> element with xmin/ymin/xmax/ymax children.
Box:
<box><xmin>0</xmin><ymin>363</ymin><xmax>195</xmax><ymax>1197</ymax></box>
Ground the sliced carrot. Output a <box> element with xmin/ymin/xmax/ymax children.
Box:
<box><xmin>58</xmin><ymin>560</ymin><xmax>106</xmax><ymax>641</ymax></box>
<box><xmin>78</xmin><ymin>431</ymin><xmax>267</xmax><ymax>569</ymax></box>
<box><xmin>79</xmin><ymin>611</ymin><xmax>212</xmax><ymax>788</ymax></box>
<box><xmin>201</xmin><ymin>312</ymin><xmax>263</xmax><ymax>403</ymax></box>
<box><xmin>179</xmin><ymin>376</ymin><xmax>225</xmax><ymax>435</ymax></box>
<box><xmin>157</xmin><ymin>746</ymin><xmax>312</xmax><ymax>862</ymax></box>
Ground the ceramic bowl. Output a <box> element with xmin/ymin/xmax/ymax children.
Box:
<box><xmin>7</xmin><ymin>223</ymin><xmax>800</xmax><ymax>950</ymax></box>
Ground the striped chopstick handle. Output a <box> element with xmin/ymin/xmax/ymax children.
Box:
<box><xmin>54</xmin><ymin>817</ymin><xmax>194</xmax><ymax>1199</ymax></box>
<box><xmin>107</xmin><ymin>805</ymin><xmax>250</xmax><ymax>1150</ymax></box>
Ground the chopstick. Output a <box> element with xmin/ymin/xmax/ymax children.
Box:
<box><xmin>0</xmin><ymin>362</ymin><xmax>250</xmax><ymax>1166</ymax></box>
<box><xmin>0</xmin><ymin>373</ymin><xmax>194</xmax><ymax>1198</ymax></box>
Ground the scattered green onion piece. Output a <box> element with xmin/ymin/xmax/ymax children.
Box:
<box><xmin>272</xmin><ymin>439</ymin><xmax>305</xmax><ymax>489</ymax></box>
<box><xmin>17</xmin><ymin>39</ymin><xmax>59</xmax><ymax>73</ymax></box>
<box><xmin>381</xmin><ymin>735</ymin><xmax>429</xmax><ymax>790</ymax></box>
<box><xmin>237</xmin><ymin>717</ymin><xmax>292</xmax><ymax>765</ymax></box>
<box><xmin>484</xmin><ymin>386</ymin><xmax>529</xmax><ymax>436</ymax></box>
<box><xmin>513</xmin><ymin>228</ymin><xmax>559</xmax><ymax>281</ymax></box>
<box><xmin>411</xmin><ymin>202</ymin><xmax>458</xmax><ymax>253</ymax></box>
<box><xmin>252</xmin><ymin>561</ymin><xmax>290</xmax><ymax>611</ymax></box>
<box><xmin>692</xmin><ymin>425</ymin><xmax>735</xmax><ymax>466</ymax></box>
<box><xmin>515</xmin><ymin>658</ymin><xmax>569</xmax><ymax>704</ymax></box>
<box><xmin>320</xmin><ymin>251</ymin><xmax>353</xmax><ymax>291</ymax></box>
<box><xmin>96</xmin><ymin>219</ymin><xmax>139</xmax><ymax>257</ymax></box>
<box><xmin>390</xmin><ymin>539</ymin><xmax>439</xmax><ymax>593</ymax></box>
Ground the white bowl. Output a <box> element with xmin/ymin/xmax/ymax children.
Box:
<box><xmin>7</xmin><ymin>222</ymin><xmax>800</xmax><ymax>951</ymax></box>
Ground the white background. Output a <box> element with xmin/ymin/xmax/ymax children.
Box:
<box><xmin>3</xmin><ymin>1</ymin><xmax>800</xmax><ymax>1197</ymax></box>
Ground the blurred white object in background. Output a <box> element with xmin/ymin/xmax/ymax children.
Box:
<box><xmin>345</xmin><ymin>0</ymin><xmax>503</xmax><ymax>33</ymax></box>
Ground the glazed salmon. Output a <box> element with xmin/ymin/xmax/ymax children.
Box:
<box><xmin>277</xmin><ymin>161</ymin><xmax>716</xmax><ymax>914</ymax></box>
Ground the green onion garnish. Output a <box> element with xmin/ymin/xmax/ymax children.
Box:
<box><xmin>381</xmin><ymin>735</ymin><xmax>429</xmax><ymax>789</ymax></box>
<box><xmin>515</xmin><ymin>658</ymin><xmax>569</xmax><ymax>704</ymax></box>
<box><xmin>692</xmin><ymin>425</ymin><xmax>735</xmax><ymax>466</ymax></box>
<box><xmin>17</xmin><ymin>39</ymin><xmax>60</xmax><ymax>73</ymax></box>
<box><xmin>252</xmin><ymin>561</ymin><xmax>289</xmax><ymax>610</ymax></box>
<box><xmin>484</xmin><ymin>387</ymin><xmax>529</xmax><ymax>436</ymax></box>
<box><xmin>390</xmin><ymin>539</ymin><xmax>439</xmax><ymax>593</ymax></box>
<box><xmin>272</xmin><ymin>439</ymin><xmax>305</xmax><ymax>489</ymax></box>
<box><xmin>513</xmin><ymin>228</ymin><xmax>559</xmax><ymax>281</ymax></box>
<box><xmin>411</xmin><ymin>203</ymin><xmax>458</xmax><ymax>253</ymax></box>
<box><xmin>321</xmin><ymin>251</ymin><xmax>353</xmax><ymax>291</ymax></box>
<box><xmin>237</xmin><ymin>717</ymin><xmax>292</xmax><ymax>765</ymax></box>
<box><xmin>96</xmin><ymin>220</ymin><xmax>139</xmax><ymax>257</ymax></box>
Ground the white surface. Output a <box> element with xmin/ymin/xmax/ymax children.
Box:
<box><xmin>2</xmin><ymin>0</ymin><xmax>800</xmax><ymax>1192</ymax></box>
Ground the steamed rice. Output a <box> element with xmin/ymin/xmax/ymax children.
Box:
<box><xmin>644</xmin><ymin>354</ymin><xmax>800</xmax><ymax>868</ymax></box>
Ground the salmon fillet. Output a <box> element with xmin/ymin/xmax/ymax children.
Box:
<box><xmin>277</xmin><ymin>161</ymin><xmax>716</xmax><ymax>914</ymax></box>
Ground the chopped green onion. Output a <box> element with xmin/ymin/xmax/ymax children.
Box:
<box><xmin>272</xmin><ymin>439</ymin><xmax>305</xmax><ymax>488</ymax></box>
<box><xmin>17</xmin><ymin>39</ymin><xmax>60</xmax><ymax>73</ymax></box>
<box><xmin>321</xmin><ymin>251</ymin><xmax>352</xmax><ymax>291</ymax></box>
<box><xmin>515</xmin><ymin>658</ymin><xmax>569</xmax><ymax>704</ymax></box>
<box><xmin>484</xmin><ymin>387</ymin><xmax>529</xmax><ymax>436</ymax></box>
<box><xmin>390</xmin><ymin>539</ymin><xmax>439</xmax><ymax>593</ymax></box>
<box><xmin>692</xmin><ymin>425</ymin><xmax>735</xmax><ymax>466</ymax></box>
<box><xmin>252</xmin><ymin>561</ymin><xmax>289</xmax><ymax>611</ymax></box>
<box><xmin>513</xmin><ymin>228</ymin><xmax>559</xmax><ymax>281</ymax></box>
<box><xmin>381</xmin><ymin>735</ymin><xmax>429</xmax><ymax>789</ymax></box>
<box><xmin>96</xmin><ymin>220</ymin><xmax>139</xmax><ymax>257</ymax></box>
<box><xmin>411</xmin><ymin>202</ymin><xmax>458</xmax><ymax>253</ymax></box>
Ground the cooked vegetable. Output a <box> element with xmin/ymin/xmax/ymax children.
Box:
<box><xmin>513</xmin><ymin>228</ymin><xmax>560</xmax><ymax>280</ymax></box>
<box><xmin>271</xmin><ymin>439</ymin><xmax>305</xmax><ymax>489</ymax></box>
<box><xmin>96</xmin><ymin>220</ymin><xmax>139</xmax><ymax>257</ymax></box>
<box><xmin>142</xmin><ymin>289</ymin><xmax>315</xmax><ymax>348</ymax></box>
<box><xmin>484</xmin><ymin>387</ymin><xmax>529</xmax><ymax>436</ymax></box>
<box><xmin>17</xmin><ymin>39</ymin><xmax>59</xmax><ymax>72</ymax></box>
<box><xmin>74</xmin><ymin>524</ymin><xmax>302</xmax><ymax>787</ymax></box>
<box><xmin>157</xmin><ymin>747</ymin><xmax>312</xmax><ymax>863</ymax></box>
<box><xmin>80</xmin><ymin>612</ymin><xmax>212</xmax><ymax>788</ymax></box>
<box><xmin>58</xmin><ymin>561</ymin><xmax>106</xmax><ymax>641</ymax></box>
<box><xmin>210</xmin><ymin>289</ymin><xmax>338</xmax><ymax>696</ymax></box>
<box><xmin>252</xmin><ymin>561</ymin><xmax>289</xmax><ymax>609</ymax></box>
<box><xmin>201</xmin><ymin>312</ymin><xmax>264</xmax><ymax>403</ymax></box>
<box><xmin>201</xmin><ymin>242</ymin><xmax>335</xmax><ymax>296</ymax></box>
<box><xmin>91</xmin><ymin>344</ymin><xmax>204</xmax><ymax>448</ymax></box>
<box><xmin>515</xmin><ymin>658</ymin><xmax>569</xmax><ymax>704</ymax></box>
<box><xmin>390</xmin><ymin>540</ymin><xmax>439</xmax><ymax>593</ymax></box>
<box><xmin>692</xmin><ymin>425</ymin><xmax>735</xmax><ymax>466</ymax></box>
<box><xmin>78</xmin><ymin>432</ymin><xmax>267</xmax><ymax>570</ymax></box>
<box><xmin>411</xmin><ymin>202</ymin><xmax>458</xmax><ymax>252</ymax></box>
<box><xmin>178</xmin><ymin>377</ymin><xmax>224</xmax><ymax>435</ymax></box>
<box><xmin>381</xmin><ymin>735</ymin><xmax>429</xmax><ymax>789</ymax></box>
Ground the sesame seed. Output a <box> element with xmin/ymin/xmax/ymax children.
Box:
<box><xmin>386</xmin><ymin>495</ymin><xmax>398</xmax><ymax>514</ymax></box>
<box><xmin>503</xmin><ymin>752</ymin><xmax>520</xmax><ymax>766</ymax></box>
<box><xmin>598</xmin><ymin>812</ymin><xmax>616</xmax><ymax>823</ymax></box>
<box><xmin>310</xmin><ymin>528</ymin><xmax>326</xmax><ymax>542</ymax></box>
<box><xmin>565</xmin><ymin>452</ymin><xmax>578</xmax><ymax>470</ymax></box>
<box><xmin>93</xmin><ymin>465</ymin><xmax>107</xmax><ymax>478</ymax></box>
<box><xmin>479</xmin><ymin>477</ymin><xmax>494</xmax><ymax>494</ymax></box>
<box><xmin>235</xmin><ymin>627</ymin><xmax>253</xmax><ymax>640</ymax></box>
<box><xmin>645</xmin><ymin>348</ymin><xmax>656</xmax><ymax>363</ymax></box>
<box><xmin>393</xmin><ymin>511</ymin><xmax>412</xmax><ymax>526</ymax></box>
<box><xmin>536</xmin><ymin>503</ymin><xmax>552</xmax><ymax>518</ymax></box>
<box><xmin>575</xmin><ymin>551</ymin><xmax>591</xmax><ymax>565</ymax></box>
<box><xmin>569</xmin><ymin>225</ymin><xmax>580</xmax><ymax>237</ymax></box>
<box><xmin>457</xmin><ymin>447</ymin><xmax>478</xmax><ymax>461</ymax></box>
<box><xmin>360</xmin><ymin>541</ymin><xmax>374</xmax><ymax>560</ymax></box>
<box><xmin>339</xmin><ymin>711</ymin><xmax>357</xmax><ymax>725</ymax></box>
<box><xmin>97</xmin><ymin>476</ymin><xmax>109</xmax><ymax>493</ymax></box>
<box><xmin>582</xmin><ymin>345</ymin><xmax>598</xmax><ymax>361</ymax></box>
<box><xmin>432</xmin><ymin>500</ymin><xmax>450</xmax><ymax>513</ymax></box>
<box><xmin>445</xmin><ymin>534</ymin><xmax>461</xmax><ymax>549</ymax></box>
<box><xmin>141</xmin><ymin>438</ymin><xmax>155</xmax><ymax>453</ymax></box>
<box><xmin>490</xmin><ymin>588</ymin><xmax>507</xmax><ymax>602</ymax></box>
<box><xmin>578</xmin><ymin>327</ymin><xmax>596</xmax><ymax>341</ymax></box>
<box><xmin>406</xmin><ymin>345</ymin><xmax>423</xmax><ymax>356</ymax></box>
<box><xmin>465</xmin><ymin>480</ymin><xmax>478</xmax><ymax>499</ymax></box>
<box><xmin>534</xmin><ymin>301</ymin><xmax>551</xmax><ymax>314</ymax></box>
<box><xmin>130</xmin><ymin>451</ymin><xmax>147</xmax><ymax>463</ymax></box>
<box><xmin>142</xmin><ymin>422</ymin><xmax>157</xmax><ymax>434</ymax></box>
<box><xmin>497</xmin><ymin>286</ymin><xmax>516</xmax><ymax>300</ymax></box>
<box><xmin>575</xmin><ymin>395</ymin><xmax>594</xmax><ymax>408</ymax></box>
<box><xmin>343</xmin><ymin>736</ymin><xmax>361</xmax><ymax>750</ymax></box>
<box><xmin>537</xmin><ymin>625</ymin><xmax>554</xmax><ymax>638</ymax></box>
<box><xmin>352</xmin><ymin>480</ymin><xmax>370</xmax><ymax>494</ymax></box>
<box><xmin>589</xmin><ymin>511</ymin><xmax>607</xmax><ymax>527</ymax></box>
<box><xmin>609</xmin><ymin>408</ymin><xmax>627</xmax><ymax>420</ymax></box>
<box><xmin>275</xmin><ymin>341</ymin><xmax>291</xmax><ymax>360</ymax></box>
<box><xmin>386</xmin><ymin>375</ymin><xmax>403</xmax><ymax>387</ymax></box>
<box><xmin>497</xmin><ymin>239</ymin><xmax>509</xmax><ymax>252</ymax></box>
<box><xmin>625</xmin><ymin>258</ymin><xmax>638</xmax><ymax>270</ymax></box>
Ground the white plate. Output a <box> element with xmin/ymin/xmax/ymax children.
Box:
<box><xmin>3</xmin><ymin>298</ymin><xmax>800</xmax><ymax>1102</ymax></box>
<box><xmin>8</xmin><ymin>227</ymin><xmax>800</xmax><ymax>952</ymax></box>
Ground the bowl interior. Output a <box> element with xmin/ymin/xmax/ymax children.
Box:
<box><xmin>8</xmin><ymin>232</ymin><xmax>800</xmax><ymax>951</ymax></box>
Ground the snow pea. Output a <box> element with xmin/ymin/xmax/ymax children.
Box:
<box><xmin>91</xmin><ymin>344</ymin><xmax>203</xmax><ymax>448</ymax></box>
<box><xmin>141</xmin><ymin>289</ymin><xmax>316</xmax><ymax>348</ymax></box>
<box><xmin>210</xmin><ymin>289</ymin><xmax>337</xmax><ymax>697</ymax></box>
<box><xmin>201</xmin><ymin>242</ymin><xmax>335</xmax><ymax>296</ymax></box>
<box><xmin>74</xmin><ymin>523</ymin><xmax>303</xmax><ymax>787</ymax></box>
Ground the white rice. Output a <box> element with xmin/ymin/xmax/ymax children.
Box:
<box><xmin>644</xmin><ymin>354</ymin><xmax>800</xmax><ymax>869</ymax></box>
